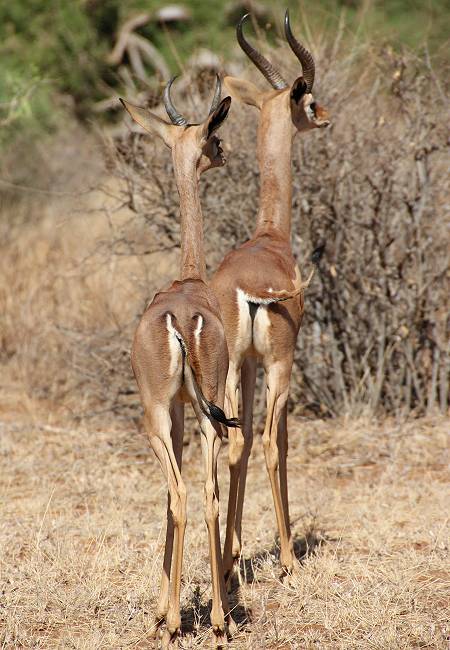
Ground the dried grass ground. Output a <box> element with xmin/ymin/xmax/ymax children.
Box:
<box><xmin>0</xmin><ymin>407</ymin><xmax>448</xmax><ymax>649</ymax></box>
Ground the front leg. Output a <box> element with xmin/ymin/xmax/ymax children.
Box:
<box><xmin>277</xmin><ymin>403</ymin><xmax>292</xmax><ymax>540</ymax></box>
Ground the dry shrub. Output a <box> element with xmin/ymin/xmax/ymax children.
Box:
<box><xmin>0</xmin><ymin>129</ymin><xmax>140</xmax><ymax>422</ymax></box>
<box><xmin>291</xmin><ymin>46</ymin><xmax>449</xmax><ymax>417</ymax></box>
<box><xmin>1</xmin><ymin>36</ymin><xmax>449</xmax><ymax>423</ymax></box>
<box><xmin>105</xmin><ymin>41</ymin><xmax>449</xmax><ymax>419</ymax></box>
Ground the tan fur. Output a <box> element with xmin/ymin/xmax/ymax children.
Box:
<box><xmin>213</xmin><ymin>68</ymin><xmax>330</xmax><ymax>582</ymax></box>
<box><xmin>122</xmin><ymin>96</ymin><xmax>235</xmax><ymax>647</ymax></box>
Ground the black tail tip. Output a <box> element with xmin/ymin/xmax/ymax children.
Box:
<box><xmin>311</xmin><ymin>243</ymin><xmax>326</xmax><ymax>266</ymax></box>
<box><xmin>224</xmin><ymin>417</ymin><xmax>241</xmax><ymax>428</ymax></box>
<box><xmin>207</xmin><ymin>402</ymin><xmax>241</xmax><ymax>428</ymax></box>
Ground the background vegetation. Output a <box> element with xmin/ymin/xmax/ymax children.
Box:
<box><xmin>1</xmin><ymin>0</ymin><xmax>449</xmax><ymax>424</ymax></box>
<box><xmin>1</xmin><ymin>0</ymin><xmax>449</xmax><ymax>145</ymax></box>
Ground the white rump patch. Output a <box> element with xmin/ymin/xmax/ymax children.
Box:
<box><xmin>239</xmin><ymin>289</ymin><xmax>277</xmax><ymax>305</ymax></box>
<box><xmin>235</xmin><ymin>289</ymin><xmax>273</xmax><ymax>356</ymax></box>
<box><xmin>194</xmin><ymin>314</ymin><xmax>203</xmax><ymax>345</ymax></box>
<box><xmin>166</xmin><ymin>313</ymin><xmax>184</xmax><ymax>375</ymax></box>
<box><xmin>236</xmin><ymin>289</ymin><xmax>253</xmax><ymax>353</ymax></box>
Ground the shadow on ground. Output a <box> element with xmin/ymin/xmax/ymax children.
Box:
<box><xmin>230</xmin><ymin>526</ymin><xmax>327</xmax><ymax>589</ymax></box>
<box><xmin>178</xmin><ymin>527</ymin><xmax>326</xmax><ymax>637</ymax></box>
<box><xmin>180</xmin><ymin>585</ymin><xmax>249</xmax><ymax>637</ymax></box>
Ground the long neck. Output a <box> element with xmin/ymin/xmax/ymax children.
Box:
<box><xmin>173</xmin><ymin>156</ymin><xmax>206</xmax><ymax>282</ymax></box>
<box><xmin>254</xmin><ymin>96</ymin><xmax>294</xmax><ymax>239</ymax></box>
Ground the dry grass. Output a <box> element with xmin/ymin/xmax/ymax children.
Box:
<box><xmin>1</xmin><ymin>410</ymin><xmax>448</xmax><ymax>649</ymax></box>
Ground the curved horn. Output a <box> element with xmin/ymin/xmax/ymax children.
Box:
<box><xmin>284</xmin><ymin>9</ymin><xmax>315</xmax><ymax>93</ymax></box>
<box><xmin>209</xmin><ymin>74</ymin><xmax>222</xmax><ymax>115</ymax></box>
<box><xmin>237</xmin><ymin>14</ymin><xmax>288</xmax><ymax>90</ymax></box>
<box><xmin>163</xmin><ymin>76</ymin><xmax>188</xmax><ymax>126</ymax></box>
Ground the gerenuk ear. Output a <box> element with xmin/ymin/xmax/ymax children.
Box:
<box><xmin>202</xmin><ymin>96</ymin><xmax>232</xmax><ymax>141</ymax></box>
<box><xmin>223</xmin><ymin>76</ymin><xmax>266</xmax><ymax>109</ymax></box>
<box><xmin>120</xmin><ymin>98</ymin><xmax>177</xmax><ymax>148</ymax></box>
<box><xmin>290</xmin><ymin>76</ymin><xmax>308</xmax><ymax>105</ymax></box>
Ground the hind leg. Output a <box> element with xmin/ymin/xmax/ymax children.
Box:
<box><xmin>223</xmin><ymin>362</ymin><xmax>245</xmax><ymax>583</ymax></box>
<box><xmin>195</xmin><ymin>411</ymin><xmax>231</xmax><ymax>647</ymax></box>
<box><xmin>232</xmin><ymin>357</ymin><xmax>257</xmax><ymax>566</ymax></box>
<box><xmin>261</xmin><ymin>361</ymin><xmax>296</xmax><ymax>573</ymax></box>
<box><xmin>154</xmin><ymin>401</ymin><xmax>184</xmax><ymax>630</ymax></box>
<box><xmin>145</xmin><ymin>405</ymin><xmax>187</xmax><ymax>648</ymax></box>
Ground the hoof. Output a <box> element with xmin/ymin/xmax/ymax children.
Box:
<box><xmin>161</xmin><ymin>628</ymin><xmax>179</xmax><ymax>649</ymax></box>
<box><xmin>281</xmin><ymin>557</ymin><xmax>300</xmax><ymax>584</ymax></box>
<box><xmin>148</xmin><ymin>615</ymin><xmax>165</xmax><ymax>640</ymax></box>
<box><xmin>213</xmin><ymin>628</ymin><xmax>227</xmax><ymax>648</ymax></box>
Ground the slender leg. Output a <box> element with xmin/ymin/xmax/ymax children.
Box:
<box><xmin>145</xmin><ymin>406</ymin><xmax>187</xmax><ymax>648</ymax></box>
<box><xmin>277</xmin><ymin>403</ymin><xmax>294</xmax><ymax>555</ymax></box>
<box><xmin>233</xmin><ymin>357</ymin><xmax>257</xmax><ymax>560</ymax></box>
<box><xmin>214</xmin><ymin>432</ymin><xmax>238</xmax><ymax>639</ymax></box>
<box><xmin>198</xmin><ymin>414</ymin><xmax>229</xmax><ymax>647</ymax></box>
<box><xmin>223</xmin><ymin>363</ymin><xmax>245</xmax><ymax>583</ymax></box>
<box><xmin>261</xmin><ymin>363</ymin><xmax>296</xmax><ymax>572</ymax></box>
<box><xmin>155</xmin><ymin>402</ymin><xmax>185</xmax><ymax>626</ymax></box>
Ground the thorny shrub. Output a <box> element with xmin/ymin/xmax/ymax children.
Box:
<box><xmin>101</xmin><ymin>43</ymin><xmax>449</xmax><ymax>421</ymax></box>
<box><xmin>1</xmin><ymin>39</ymin><xmax>448</xmax><ymax>424</ymax></box>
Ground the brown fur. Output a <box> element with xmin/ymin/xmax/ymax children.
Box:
<box><xmin>132</xmin><ymin>279</ymin><xmax>227</xmax><ymax>409</ymax></box>
<box><xmin>212</xmin><ymin>71</ymin><xmax>330</xmax><ymax>581</ymax></box>
<box><xmin>121</xmin><ymin>95</ymin><xmax>236</xmax><ymax>646</ymax></box>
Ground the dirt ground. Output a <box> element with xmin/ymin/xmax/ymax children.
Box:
<box><xmin>0</xmin><ymin>405</ymin><xmax>448</xmax><ymax>649</ymax></box>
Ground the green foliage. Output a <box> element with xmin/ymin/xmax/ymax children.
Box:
<box><xmin>0</xmin><ymin>0</ymin><xmax>448</xmax><ymax>146</ymax></box>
